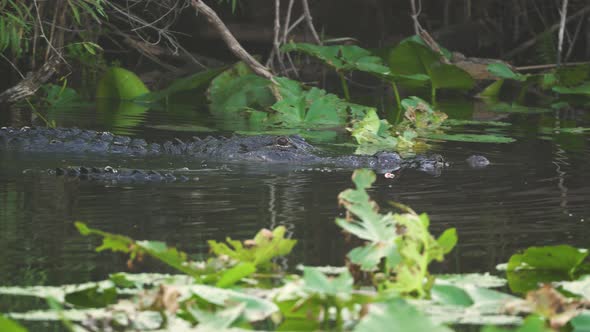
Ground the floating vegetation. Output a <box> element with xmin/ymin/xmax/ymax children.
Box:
<box><xmin>3</xmin><ymin>170</ymin><xmax>590</xmax><ymax>331</ymax></box>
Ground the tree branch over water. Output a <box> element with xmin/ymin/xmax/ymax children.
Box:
<box><xmin>190</xmin><ymin>0</ymin><xmax>275</xmax><ymax>81</ymax></box>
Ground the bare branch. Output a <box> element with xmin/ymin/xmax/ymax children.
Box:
<box><xmin>302</xmin><ymin>0</ymin><xmax>322</xmax><ymax>45</ymax></box>
<box><xmin>190</xmin><ymin>0</ymin><xmax>275</xmax><ymax>81</ymax></box>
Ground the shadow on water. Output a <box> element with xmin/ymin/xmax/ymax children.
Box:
<box><xmin>0</xmin><ymin>100</ymin><xmax>589</xmax><ymax>289</ymax></box>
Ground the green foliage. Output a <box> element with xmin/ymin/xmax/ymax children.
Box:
<box><xmin>281</xmin><ymin>43</ymin><xmax>391</xmax><ymax>77</ymax></box>
<box><xmin>0</xmin><ymin>315</ymin><xmax>27</xmax><ymax>332</ymax></box>
<box><xmin>354</xmin><ymin>298</ymin><xmax>453</xmax><ymax>332</ymax></box>
<box><xmin>350</xmin><ymin>97</ymin><xmax>448</xmax><ymax>154</ymax></box>
<box><xmin>0</xmin><ymin>0</ymin><xmax>32</xmax><ymax>57</ymax></box>
<box><xmin>388</xmin><ymin>38</ymin><xmax>474</xmax><ymax>98</ymax></box>
<box><xmin>142</xmin><ymin>66</ymin><xmax>227</xmax><ymax>102</ymax></box>
<box><xmin>76</xmin><ymin>222</ymin><xmax>228</xmax><ymax>281</ymax></box>
<box><xmin>208</xmin><ymin>226</ymin><xmax>297</xmax><ymax>271</ymax></box>
<box><xmin>482</xmin><ymin>315</ymin><xmax>552</xmax><ymax>332</ymax></box>
<box><xmin>335</xmin><ymin>169</ymin><xmax>456</xmax><ymax>297</ymax></box>
<box><xmin>208</xmin><ymin>62</ymin><xmax>275</xmax><ymax>114</ymax></box>
<box><xmin>96</xmin><ymin>67</ymin><xmax>150</xmax><ymax>100</ymax></box>
<box><xmin>506</xmin><ymin>245</ymin><xmax>590</xmax><ymax>293</ymax></box>
<box><xmin>271</xmin><ymin>77</ymin><xmax>352</xmax><ymax>126</ymax></box>
<box><xmin>487</xmin><ymin>63</ymin><xmax>528</xmax><ymax>82</ymax></box>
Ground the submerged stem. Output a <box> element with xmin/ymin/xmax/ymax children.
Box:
<box><xmin>339</xmin><ymin>72</ymin><xmax>350</xmax><ymax>101</ymax></box>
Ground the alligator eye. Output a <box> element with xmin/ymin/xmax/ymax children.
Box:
<box><xmin>276</xmin><ymin>136</ymin><xmax>290</xmax><ymax>147</ymax></box>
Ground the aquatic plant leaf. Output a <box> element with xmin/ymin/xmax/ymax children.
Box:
<box><xmin>431</xmin><ymin>284</ymin><xmax>473</xmax><ymax>307</ymax></box>
<box><xmin>487</xmin><ymin>63</ymin><xmax>527</xmax><ymax>82</ymax></box>
<box><xmin>388</xmin><ymin>213</ymin><xmax>454</xmax><ymax>297</ymax></box>
<box><xmin>436</xmin><ymin>273</ymin><xmax>507</xmax><ymax>289</ymax></box>
<box><xmin>0</xmin><ymin>315</ymin><xmax>28</xmax><ymax>332</ymax></box>
<box><xmin>354</xmin><ymin>298</ymin><xmax>453</xmax><ymax>332</ymax></box>
<box><xmin>64</xmin><ymin>285</ymin><xmax>117</xmax><ymax>308</ymax></box>
<box><xmin>553</xmin><ymin>82</ymin><xmax>590</xmax><ymax>96</ymax></box>
<box><xmin>215</xmin><ymin>262</ymin><xmax>257</xmax><ymax>288</ymax></box>
<box><xmin>96</xmin><ymin>67</ymin><xmax>150</xmax><ymax>100</ymax></box>
<box><xmin>41</xmin><ymin>83</ymin><xmax>80</xmax><ymax>108</ymax></box>
<box><xmin>350</xmin><ymin>109</ymin><xmax>400</xmax><ymax>152</ymax></box>
<box><xmin>388</xmin><ymin>39</ymin><xmax>439</xmax><ymax>78</ymax></box>
<box><xmin>303</xmin><ymin>266</ymin><xmax>353</xmax><ymax>299</ymax></box>
<box><xmin>271</xmin><ymin>77</ymin><xmax>355</xmax><ymax>126</ymax></box>
<box><xmin>188</xmin><ymin>284</ymin><xmax>278</xmax><ymax>322</ymax></box>
<box><xmin>489</xmin><ymin>102</ymin><xmax>551</xmax><ymax>114</ymax></box>
<box><xmin>506</xmin><ymin>245</ymin><xmax>589</xmax><ymax>293</ymax></box>
<box><xmin>444</xmin><ymin>119</ymin><xmax>511</xmax><ymax>127</ymax></box>
<box><xmin>141</xmin><ymin>66</ymin><xmax>226</xmax><ymax>102</ymax></box>
<box><xmin>281</xmin><ymin>43</ymin><xmax>390</xmax><ymax>76</ymax></box>
<box><xmin>507</xmin><ymin>245</ymin><xmax>588</xmax><ymax>275</ymax></box>
<box><xmin>571</xmin><ymin>313</ymin><xmax>590</xmax><ymax>332</ymax></box>
<box><xmin>186</xmin><ymin>302</ymin><xmax>247</xmax><ymax>330</ymax></box>
<box><xmin>208</xmin><ymin>62</ymin><xmax>275</xmax><ymax>113</ymax></box>
<box><xmin>348</xmin><ymin>243</ymin><xmax>400</xmax><ymax>271</ymax></box>
<box><xmin>208</xmin><ymin>226</ymin><xmax>297</xmax><ymax>270</ymax></box>
<box><xmin>554</xmin><ymin>64</ymin><xmax>590</xmax><ymax>87</ymax></box>
<box><xmin>76</xmin><ymin>222</ymin><xmax>206</xmax><ymax>279</ymax></box>
<box><xmin>479</xmin><ymin>79</ymin><xmax>504</xmax><ymax>98</ymax></box>
<box><xmin>0</xmin><ymin>281</ymin><xmax>115</xmax><ymax>303</ymax></box>
<box><xmin>481</xmin><ymin>315</ymin><xmax>552</xmax><ymax>332</ymax></box>
<box><xmin>557</xmin><ymin>275</ymin><xmax>590</xmax><ymax>300</ymax></box>
<box><xmin>437</xmin><ymin>228</ymin><xmax>458</xmax><ymax>254</ymax></box>
<box><xmin>426</xmin><ymin>133</ymin><xmax>515</xmax><ymax>143</ymax></box>
<box><xmin>429</xmin><ymin>62</ymin><xmax>474</xmax><ymax>90</ymax></box>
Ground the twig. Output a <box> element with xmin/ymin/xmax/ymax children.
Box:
<box><xmin>557</xmin><ymin>0</ymin><xmax>569</xmax><ymax>65</ymax></box>
<box><xmin>302</xmin><ymin>0</ymin><xmax>322</xmax><ymax>45</ymax></box>
<box><xmin>515</xmin><ymin>61</ymin><xmax>590</xmax><ymax>71</ymax></box>
<box><xmin>190</xmin><ymin>0</ymin><xmax>275</xmax><ymax>81</ymax></box>
<box><xmin>409</xmin><ymin>0</ymin><xmax>422</xmax><ymax>35</ymax></box>
<box><xmin>565</xmin><ymin>10</ymin><xmax>585</xmax><ymax>61</ymax></box>
<box><xmin>505</xmin><ymin>5</ymin><xmax>590</xmax><ymax>59</ymax></box>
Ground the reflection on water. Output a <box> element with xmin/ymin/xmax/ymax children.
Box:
<box><xmin>0</xmin><ymin>104</ymin><xmax>589</xmax><ymax>288</ymax></box>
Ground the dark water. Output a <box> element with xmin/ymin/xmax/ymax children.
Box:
<box><xmin>0</xmin><ymin>103</ymin><xmax>589</xmax><ymax>290</ymax></box>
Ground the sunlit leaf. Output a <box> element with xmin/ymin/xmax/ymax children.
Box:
<box><xmin>96</xmin><ymin>67</ymin><xmax>150</xmax><ymax>100</ymax></box>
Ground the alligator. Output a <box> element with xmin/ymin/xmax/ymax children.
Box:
<box><xmin>0</xmin><ymin>126</ymin><xmax>489</xmax><ymax>181</ymax></box>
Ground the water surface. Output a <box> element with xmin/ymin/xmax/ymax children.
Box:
<box><xmin>1</xmin><ymin>104</ymin><xmax>589</xmax><ymax>289</ymax></box>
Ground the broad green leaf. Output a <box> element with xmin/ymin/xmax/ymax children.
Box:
<box><xmin>479</xmin><ymin>79</ymin><xmax>504</xmax><ymax>98</ymax></box>
<box><xmin>431</xmin><ymin>284</ymin><xmax>473</xmax><ymax>307</ymax></box>
<box><xmin>571</xmin><ymin>313</ymin><xmax>590</xmax><ymax>332</ymax></box>
<box><xmin>354</xmin><ymin>298</ymin><xmax>453</xmax><ymax>332</ymax></box>
<box><xmin>141</xmin><ymin>66</ymin><xmax>226</xmax><ymax>102</ymax></box>
<box><xmin>0</xmin><ymin>315</ymin><xmax>28</xmax><ymax>332</ymax></box>
<box><xmin>96</xmin><ymin>67</ymin><xmax>150</xmax><ymax>100</ymax></box>
<box><xmin>553</xmin><ymin>82</ymin><xmax>590</xmax><ymax>96</ymax></box>
<box><xmin>215</xmin><ymin>262</ymin><xmax>256</xmax><ymax>288</ymax></box>
<box><xmin>506</xmin><ymin>245</ymin><xmax>589</xmax><ymax>293</ymax></box>
<box><xmin>189</xmin><ymin>284</ymin><xmax>278</xmax><ymax>322</ymax></box>
<box><xmin>430</xmin><ymin>62</ymin><xmax>474</xmax><ymax>90</ymax></box>
<box><xmin>303</xmin><ymin>266</ymin><xmax>353</xmax><ymax>299</ymax></box>
<box><xmin>507</xmin><ymin>245</ymin><xmax>588</xmax><ymax>275</ymax></box>
<box><xmin>482</xmin><ymin>315</ymin><xmax>551</xmax><ymax>332</ymax></box>
<box><xmin>64</xmin><ymin>286</ymin><xmax>117</xmax><ymax>308</ymax></box>
<box><xmin>426</xmin><ymin>133</ymin><xmax>515</xmax><ymax>143</ymax></box>
<box><xmin>487</xmin><ymin>63</ymin><xmax>527</xmax><ymax>82</ymax></box>
<box><xmin>208</xmin><ymin>62</ymin><xmax>275</xmax><ymax>113</ymax></box>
